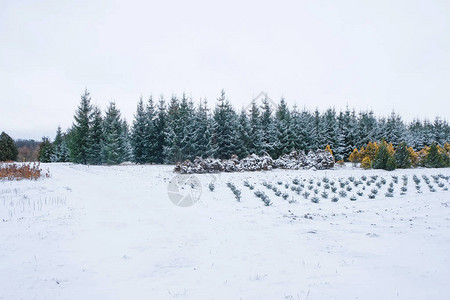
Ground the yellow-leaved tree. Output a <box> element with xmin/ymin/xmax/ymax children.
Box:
<box><xmin>348</xmin><ymin>148</ymin><xmax>361</xmax><ymax>166</ymax></box>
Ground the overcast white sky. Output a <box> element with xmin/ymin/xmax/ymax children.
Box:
<box><xmin>1</xmin><ymin>0</ymin><xmax>449</xmax><ymax>140</ymax></box>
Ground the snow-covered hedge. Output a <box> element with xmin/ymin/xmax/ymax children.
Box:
<box><xmin>174</xmin><ymin>150</ymin><xmax>335</xmax><ymax>174</ymax></box>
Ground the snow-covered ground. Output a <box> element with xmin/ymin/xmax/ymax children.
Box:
<box><xmin>1</xmin><ymin>163</ymin><xmax>450</xmax><ymax>300</ymax></box>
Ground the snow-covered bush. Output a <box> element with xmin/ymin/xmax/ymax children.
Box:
<box><xmin>174</xmin><ymin>150</ymin><xmax>335</xmax><ymax>174</ymax></box>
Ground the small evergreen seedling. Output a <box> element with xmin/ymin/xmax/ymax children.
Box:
<box><xmin>331</xmin><ymin>196</ymin><xmax>339</xmax><ymax>202</ymax></box>
<box><xmin>385</xmin><ymin>192</ymin><xmax>394</xmax><ymax>197</ymax></box>
<box><xmin>350</xmin><ymin>195</ymin><xmax>357</xmax><ymax>201</ymax></box>
<box><xmin>282</xmin><ymin>193</ymin><xmax>289</xmax><ymax>200</ymax></box>
<box><xmin>357</xmin><ymin>190</ymin><xmax>363</xmax><ymax>196</ymax></box>
<box><xmin>208</xmin><ymin>183</ymin><xmax>215</xmax><ymax>192</ymax></box>
<box><xmin>392</xmin><ymin>176</ymin><xmax>398</xmax><ymax>184</ymax></box>
<box><xmin>368</xmin><ymin>193</ymin><xmax>376</xmax><ymax>199</ymax></box>
<box><xmin>331</xmin><ymin>186</ymin><xmax>337</xmax><ymax>193</ymax></box>
<box><xmin>321</xmin><ymin>191</ymin><xmax>328</xmax><ymax>199</ymax></box>
<box><xmin>371</xmin><ymin>188</ymin><xmax>378</xmax><ymax>195</ymax></box>
<box><xmin>346</xmin><ymin>186</ymin><xmax>352</xmax><ymax>192</ymax></box>
<box><xmin>339</xmin><ymin>190</ymin><xmax>347</xmax><ymax>198</ymax></box>
<box><xmin>311</xmin><ymin>196</ymin><xmax>319</xmax><ymax>203</ymax></box>
<box><xmin>302</xmin><ymin>191</ymin><xmax>310</xmax><ymax>199</ymax></box>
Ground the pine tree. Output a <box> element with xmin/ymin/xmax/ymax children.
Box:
<box><xmin>0</xmin><ymin>132</ymin><xmax>18</xmax><ymax>161</ymax></box>
<box><xmin>153</xmin><ymin>97</ymin><xmax>167</xmax><ymax>164</ymax></box>
<box><xmin>311</xmin><ymin>109</ymin><xmax>321</xmax><ymax>150</ymax></box>
<box><xmin>336</xmin><ymin>108</ymin><xmax>357</xmax><ymax>160</ymax></box>
<box><xmin>38</xmin><ymin>137</ymin><xmax>53</xmax><ymax>163</ymax></box>
<box><xmin>407</xmin><ymin>119</ymin><xmax>426</xmax><ymax>150</ymax></box>
<box><xmin>385</xmin><ymin>112</ymin><xmax>406</xmax><ymax>146</ymax></box>
<box><xmin>275</xmin><ymin>97</ymin><xmax>294</xmax><ymax>156</ymax></box>
<box><xmin>102</xmin><ymin>102</ymin><xmax>127</xmax><ymax>165</ymax></box>
<box><xmin>248</xmin><ymin>100</ymin><xmax>264</xmax><ymax>155</ymax></box>
<box><xmin>87</xmin><ymin>106</ymin><xmax>104</xmax><ymax>164</ymax></box>
<box><xmin>292</xmin><ymin>109</ymin><xmax>313</xmax><ymax>151</ymax></box>
<box><xmin>164</xmin><ymin>95</ymin><xmax>183</xmax><ymax>163</ymax></box>
<box><xmin>425</xmin><ymin>143</ymin><xmax>445</xmax><ymax>168</ymax></box>
<box><xmin>320</xmin><ymin>108</ymin><xmax>338</xmax><ymax>152</ymax></box>
<box><xmin>260</xmin><ymin>96</ymin><xmax>279</xmax><ymax>157</ymax></box>
<box><xmin>236</xmin><ymin>108</ymin><xmax>252</xmax><ymax>159</ymax></box>
<box><xmin>51</xmin><ymin>126</ymin><xmax>69</xmax><ymax>162</ymax></box>
<box><xmin>68</xmin><ymin>89</ymin><xmax>93</xmax><ymax>164</ymax></box>
<box><xmin>212</xmin><ymin>90</ymin><xmax>238</xmax><ymax>159</ymax></box>
<box><xmin>192</xmin><ymin>100</ymin><xmax>213</xmax><ymax>158</ymax></box>
<box><xmin>373</xmin><ymin>140</ymin><xmax>395</xmax><ymax>170</ymax></box>
<box><xmin>394</xmin><ymin>141</ymin><xmax>411</xmax><ymax>169</ymax></box>
<box><xmin>180</xmin><ymin>95</ymin><xmax>196</xmax><ymax>161</ymax></box>
<box><xmin>121</xmin><ymin>120</ymin><xmax>132</xmax><ymax>162</ymax></box>
<box><xmin>357</xmin><ymin>111</ymin><xmax>378</xmax><ymax>147</ymax></box>
<box><xmin>131</xmin><ymin>97</ymin><xmax>147</xmax><ymax>163</ymax></box>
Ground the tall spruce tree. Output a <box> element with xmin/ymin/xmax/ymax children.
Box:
<box><xmin>192</xmin><ymin>100</ymin><xmax>213</xmax><ymax>158</ymax></box>
<box><xmin>51</xmin><ymin>126</ymin><xmax>69</xmax><ymax>162</ymax></box>
<box><xmin>248</xmin><ymin>100</ymin><xmax>264</xmax><ymax>155</ymax></box>
<box><xmin>164</xmin><ymin>96</ymin><xmax>183</xmax><ymax>163</ymax></box>
<box><xmin>236</xmin><ymin>108</ymin><xmax>252</xmax><ymax>159</ymax></box>
<box><xmin>87</xmin><ymin>106</ymin><xmax>104</xmax><ymax>164</ymax></box>
<box><xmin>38</xmin><ymin>137</ymin><xmax>53</xmax><ymax>163</ymax></box>
<box><xmin>102</xmin><ymin>102</ymin><xmax>127</xmax><ymax>165</ymax></box>
<box><xmin>212</xmin><ymin>90</ymin><xmax>238</xmax><ymax>159</ymax></box>
<box><xmin>153</xmin><ymin>97</ymin><xmax>167</xmax><ymax>164</ymax></box>
<box><xmin>260</xmin><ymin>96</ymin><xmax>279</xmax><ymax>157</ymax></box>
<box><xmin>275</xmin><ymin>98</ymin><xmax>294</xmax><ymax>156</ymax></box>
<box><xmin>394</xmin><ymin>141</ymin><xmax>411</xmax><ymax>169</ymax></box>
<box><xmin>69</xmin><ymin>89</ymin><xmax>93</xmax><ymax>164</ymax></box>
<box><xmin>131</xmin><ymin>97</ymin><xmax>147</xmax><ymax>163</ymax></box>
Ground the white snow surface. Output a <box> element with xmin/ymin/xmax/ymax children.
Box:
<box><xmin>1</xmin><ymin>163</ymin><xmax>450</xmax><ymax>300</ymax></box>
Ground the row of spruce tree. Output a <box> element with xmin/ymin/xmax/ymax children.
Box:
<box><xmin>40</xmin><ymin>89</ymin><xmax>450</xmax><ymax>165</ymax></box>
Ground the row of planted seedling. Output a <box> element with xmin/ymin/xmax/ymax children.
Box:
<box><xmin>217</xmin><ymin>172</ymin><xmax>449</xmax><ymax>206</ymax></box>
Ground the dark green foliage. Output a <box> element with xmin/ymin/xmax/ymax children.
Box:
<box><xmin>131</xmin><ymin>97</ymin><xmax>147</xmax><ymax>164</ymax></box>
<box><xmin>87</xmin><ymin>107</ymin><xmax>104</xmax><ymax>164</ymax></box>
<box><xmin>394</xmin><ymin>142</ymin><xmax>411</xmax><ymax>168</ymax></box>
<box><xmin>102</xmin><ymin>102</ymin><xmax>127</xmax><ymax>165</ymax></box>
<box><xmin>373</xmin><ymin>140</ymin><xmax>396</xmax><ymax>170</ymax></box>
<box><xmin>425</xmin><ymin>143</ymin><xmax>446</xmax><ymax>168</ymax></box>
<box><xmin>51</xmin><ymin>126</ymin><xmax>69</xmax><ymax>162</ymax></box>
<box><xmin>38</xmin><ymin>137</ymin><xmax>53</xmax><ymax>162</ymax></box>
<box><xmin>0</xmin><ymin>132</ymin><xmax>18</xmax><ymax>161</ymax></box>
<box><xmin>212</xmin><ymin>90</ymin><xmax>238</xmax><ymax>159</ymax></box>
<box><xmin>68</xmin><ymin>89</ymin><xmax>93</xmax><ymax>164</ymax></box>
<box><xmin>386</xmin><ymin>155</ymin><xmax>397</xmax><ymax>171</ymax></box>
<box><xmin>59</xmin><ymin>89</ymin><xmax>450</xmax><ymax>165</ymax></box>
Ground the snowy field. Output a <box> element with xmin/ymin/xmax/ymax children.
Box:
<box><xmin>1</xmin><ymin>164</ymin><xmax>450</xmax><ymax>300</ymax></box>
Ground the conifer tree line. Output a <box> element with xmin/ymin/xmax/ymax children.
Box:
<box><xmin>40</xmin><ymin>89</ymin><xmax>450</xmax><ymax>165</ymax></box>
